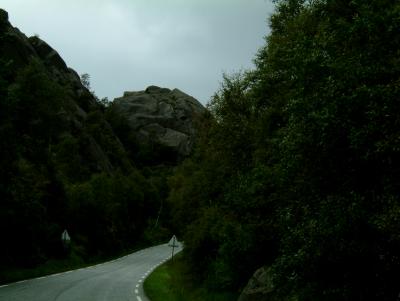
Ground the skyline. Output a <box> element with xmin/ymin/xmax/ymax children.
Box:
<box><xmin>1</xmin><ymin>0</ymin><xmax>274</xmax><ymax>104</ymax></box>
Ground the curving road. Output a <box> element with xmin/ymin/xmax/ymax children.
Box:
<box><xmin>0</xmin><ymin>243</ymin><xmax>181</xmax><ymax>301</ymax></box>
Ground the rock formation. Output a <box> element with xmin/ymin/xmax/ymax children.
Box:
<box><xmin>238</xmin><ymin>266</ymin><xmax>298</xmax><ymax>301</ymax></box>
<box><xmin>0</xmin><ymin>7</ymin><xmax>205</xmax><ymax>169</ymax></box>
<box><xmin>238</xmin><ymin>266</ymin><xmax>274</xmax><ymax>301</ymax></box>
<box><xmin>0</xmin><ymin>8</ymin><xmax>119</xmax><ymax>174</ymax></box>
<box><xmin>111</xmin><ymin>85</ymin><xmax>206</xmax><ymax>158</ymax></box>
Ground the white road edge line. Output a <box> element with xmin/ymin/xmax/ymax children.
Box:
<box><xmin>137</xmin><ymin>296</ymin><xmax>142</xmax><ymax>301</ymax></box>
<box><xmin>0</xmin><ymin>248</ymin><xmax>155</xmax><ymax>288</ymax></box>
<box><xmin>0</xmin><ymin>278</ymin><xmax>29</xmax><ymax>288</ymax></box>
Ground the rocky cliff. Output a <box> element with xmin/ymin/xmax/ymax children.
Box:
<box><xmin>0</xmin><ymin>8</ymin><xmax>122</xmax><ymax>174</ymax></box>
<box><xmin>0</xmin><ymin>7</ymin><xmax>206</xmax><ymax>173</ymax></box>
<box><xmin>111</xmin><ymin>85</ymin><xmax>206</xmax><ymax>158</ymax></box>
<box><xmin>1</xmin><ymin>8</ymin><xmax>204</xmax><ymax>270</ymax></box>
<box><xmin>0</xmin><ymin>9</ymin><xmax>89</xmax><ymax>101</ymax></box>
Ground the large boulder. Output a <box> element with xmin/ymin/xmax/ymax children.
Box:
<box><xmin>112</xmin><ymin>85</ymin><xmax>206</xmax><ymax>158</ymax></box>
<box><xmin>238</xmin><ymin>266</ymin><xmax>298</xmax><ymax>301</ymax></box>
<box><xmin>238</xmin><ymin>266</ymin><xmax>274</xmax><ymax>301</ymax></box>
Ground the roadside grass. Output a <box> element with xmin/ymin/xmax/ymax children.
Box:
<box><xmin>144</xmin><ymin>254</ymin><xmax>238</xmax><ymax>301</ymax></box>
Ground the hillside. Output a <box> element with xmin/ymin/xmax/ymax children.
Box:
<box><xmin>167</xmin><ymin>1</ymin><xmax>400</xmax><ymax>300</ymax></box>
<box><xmin>3</xmin><ymin>1</ymin><xmax>400</xmax><ymax>300</ymax></box>
<box><xmin>0</xmin><ymin>8</ymin><xmax>204</xmax><ymax>278</ymax></box>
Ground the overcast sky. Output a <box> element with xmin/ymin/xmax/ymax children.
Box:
<box><xmin>2</xmin><ymin>0</ymin><xmax>274</xmax><ymax>104</ymax></box>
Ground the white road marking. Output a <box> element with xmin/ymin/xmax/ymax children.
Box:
<box><xmin>0</xmin><ymin>245</ymin><xmax>180</xmax><ymax>301</ymax></box>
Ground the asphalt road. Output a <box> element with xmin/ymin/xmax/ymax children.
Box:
<box><xmin>0</xmin><ymin>243</ymin><xmax>182</xmax><ymax>301</ymax></box>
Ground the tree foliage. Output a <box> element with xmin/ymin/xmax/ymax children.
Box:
<box><xmin>168</xmin><ymin>0</ymin><xmax>400</xmax><ymax>299</ymax></box>
<box><xmin>0</xmin><ymin>57</ymin><xmax>170</xmax><ymax>276</ymax></box>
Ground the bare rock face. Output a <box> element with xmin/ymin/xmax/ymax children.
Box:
<box><xmin>0</xmin><ymin>8</ymin><xmax>120</xmax><ymax>174</ymax></box>
<box><xmin>0</xmin><ymin>7</ymin><xmax>205</xmax><ymax>169</ymax></box>
<box><xmin>112</xmin><ymin>85</ymin><xmax>206</xmax><ymax>157</ymax></box>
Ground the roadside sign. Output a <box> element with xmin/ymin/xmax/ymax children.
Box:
<box><xmin>168</xmin><ymin>235</ymin><xmax>179</xmax><ymax>247</ymax></box>
<box><xmin>168</xmin><ymin>235</ymin><xmax>179</xmax><ymax>261</ymax></box>
<box><xmin>61</xmin><ymin>229</ymin><xmax>71</xmax><ymax>242</ymax></box>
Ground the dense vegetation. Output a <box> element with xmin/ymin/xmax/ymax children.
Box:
<box><xmin>0</xmin><ymin>59</ymin><xmax>169</xmax><ymax>271</ymax></box>
<box><xmin>168</xmin><ymin>0</ymin><xmax>400</xmax><ymax>300</ymax></box>
<box><xmin>0</xmin><ymin>12</ymin><xmax>172</xmax><ymax>281</ymax></box>
<box><xmin>144</xmin><ymin>254</ymin><xmax>238</xmax><ymax>301</ymax></box>
<box><xmin>2</xmin><ymin>1</ymin><xmax>400</xmax><ymax>299</ymax></box>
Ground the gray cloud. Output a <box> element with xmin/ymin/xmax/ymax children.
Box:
<box><xmin>2</xmin><ymin>0</ymin><xmax>274</xmax><ymax>104</ymax></box>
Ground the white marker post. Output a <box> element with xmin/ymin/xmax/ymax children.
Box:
<box><xmin>168</xmin><ymin>235</ymin><xmax>179</xmax><ymax>262</ymax></box>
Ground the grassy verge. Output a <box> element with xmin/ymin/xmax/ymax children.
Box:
<box><xmin>144</xmin><ymin>254</ymin><xmax>238</xmax><ymax>301</ymax></box>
